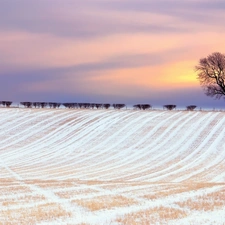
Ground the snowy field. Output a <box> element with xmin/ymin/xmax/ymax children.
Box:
<box><xmin>0</xmin><ymin>108</ymin><xmax>225</xmax><ymax>224</ymax></box>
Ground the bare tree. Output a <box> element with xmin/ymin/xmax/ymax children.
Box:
<box><xmin>48</xmin><ymin>102</ymin><xmax>61</xmax><ymax>108</ymax></box>
<box><xmin>90</xmin><ymin>103</ymin><xmax>96</xmax><ymax>109</ymax></box>
<box><xmin>141</xmin><ymin>104</ymin><xmax>151</xmax><ymax>110</ymax></box>
<box><xmin>113</xmin><ymin>104</ymin><xmax>126</xmax><ymax>109</ymax></box>
<box><xmin>33</xmin><ymin>102</ymin><xmax>38</xmax><ymax>108</ymax></box>
<box><xmin>72</xmin><ymin>103</ymin><xmax>78</xmax><ymax>108</ymax></box>
<box><xmin>133</xmin><ymin>104</ymin><xmax>151</xmax><ymax>110</ymax></box>
<box><xmin>48</xmin><ymin>102</ymin><xmax>54</xmax><ymax>108</ymax></box>
<box><xmin>95</xmin><ymin>104</ymin><xmax>102</xmax><ymax>109</ymax></box>
<box><xmin>40</xmin><ymin>102</ymin><xmax>47</xmax><ymax>108</ymax></box>
<box><xmin>186</xmin><ymin>105</ymin><xmax>197</xmax><ymax>111</ymax></box>
<box><xmin>26</xmin><ymin>102</ymin><xmax>32</xmax><ymax>108</ymax></box>
<box><xmin>20</xmin><ymin>102</ymin><xmax>32</xmax><ymax>108</ymax></box>
<box><xmin>78</xmin><ymin>103</ymin><xmax>84</xmax><ymax>109</ymax></box>
<box><xmin>56</xmin><ymin>103</ymin><xmax>61</xmax><ymax>108</ymax></box>
<box><xmin>164</xmin><ymin>105</ymin><xmax>176</xmax><ymax>110</ymax></box>
<box><xmin>5</xmin><ymin>101</ymin><xmax>12</xmax><ymax>107</ymax></box>
<box><xmin>196</xmin><ymin>52</ymin><xmax>225</xmax><ymax>99</ymax></box>
<box><xmin>64</xmin><ymin>103</ymin><xmax>71</xmax><ymax>108</ymax></box>
<box><xmin>1</xmin><ymin>101</ymin><xmax>7</xmax><ymax>107</ymax></box>
<box><xmin>103</xmin><ymin>104</ymin><xmax>110</xmax><ymax>109</ymax></box>
<box><xmin>133</xmin><ymin>104</ymin><xmax>142</xmax><ymax>110</ymax></box>
<box><xmin>63</xmin><ymin>103</ymin><xmax>76</xmax><ymax>108</ymax></box>
<box><xmin>83</xmin><ymin>103</ymin><xmax>91</xmax><ymax>109</ymax></box>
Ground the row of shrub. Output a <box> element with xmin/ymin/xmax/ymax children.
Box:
<box><xmin>19</xmin><ymin>102</ymin><xmax>126</xmax><ymax>109</ymax></box>
<box><xmin>162</xmin><ymin>105</ymin><xmax>197</xmax><ymax>111</ymax></box>
<box><xmin>0</xmin><ymin>101</ymin><xmax>12</xmax><ymax>107</ymax></box>
<box><xmin>0</xmin><ymin>101</ymin><xmax>198</xmax><ymax>111</ymax></box>
<box><xmin>20</xmin><ymin>102</ymin><xmax>61</xmax><ymax>108</ymax></box>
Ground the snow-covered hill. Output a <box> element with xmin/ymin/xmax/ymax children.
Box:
<box><xmin>0</xmin><ymin>108</ymin><xmax>225</xmax><ymax>224</ymax></box>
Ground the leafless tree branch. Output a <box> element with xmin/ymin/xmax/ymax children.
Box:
<box><xmin>196</xmin><ymin>52</ymin><xmax>225</xmax><ymax>99</ymax></box>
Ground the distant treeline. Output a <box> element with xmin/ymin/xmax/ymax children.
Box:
<box><xmin>0</xmin><ymin>101</ymin><xmax>198</xmax><ymax>111</ymax></box>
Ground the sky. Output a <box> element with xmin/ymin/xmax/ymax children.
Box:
<box><xmin>1</xmin><ymin>0</ymin><xmax>225</xmax><ymax>109</ymax></box>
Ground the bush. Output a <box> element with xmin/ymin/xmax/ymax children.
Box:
<box><xmin>5</xmin><ymin>101</ymin><xmax>12</xmax><ymax>107</ymax></box>
<box><xmin>186</xmin><ymin>105</ymin><xmax>197</xmax><ymax>111</ymax></box>
<box><xmin>103</xmin><ymin>104</ymin><xmax>111</xmax><ymax>109</ymax></box>
<box><xmin>142</xmin><ymin>104</ymin><xmax>151</xmax><ymax>110</ymax></box>
<box><xmin>55</xmin><ymin>103</ymin><xmax>61</xmax><ymax>108</ymax></box>
<box><xmin>83</xmin><ymin>103</ymin><xmax>91</xmax><ymax>109</ymax></box>
<box><xmin>95</xmin><ymin>104</ymin><xmax>103</xmax><ymax>109</ymax></box>
<box><xmin>133</xmin><ymin>104</ymin><xmax>152</xmax><ymax>110</ymax></box>
<box><xmin>32</xmin><ymin>102</ymin><xmax>38</xmax><ymax>108</ymax></box>
<box><xmin>164</xmin><ymin>104</ymin><xmax>176</xmax><ymax>110</ymax></box>
<box><xmin>0</xmin><ymin>101</ymin><xmax>11</xmax><ymax>107</ymax></box>
<box><xmin>63</xmin><ymin>103</ymin><xmax>77</xmax><ymax>108</ymax></box>
<box><xmin>90</xmin><ymin>103</ymin><xmax>96</xmax><ymax>109</ymax></box>
<box><xmin>78</xmin><ymin>103</ymin><xmax>84</xmax><ymax>109</ymax></box>
<box><xmin>113</xmin><ymin>104</ymin><xmax>126</xmax><ymax>109</ymax></box>
<box><xmin>40</xmin><ymin>102</ymin><xmax>47</xmax><ymax>108</ymax></box>
<box><xmin>20</xmin><ymin>102</ymin><xmax>32</xmax><ymax>108</ymax></box>
<box><xmin>133</xmin><ymin>104</ymin><xmax>142</xmax><ymax>110</ymax></box>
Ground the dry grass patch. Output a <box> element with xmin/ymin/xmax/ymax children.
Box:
<box><xmin>0</xmin><ymin>178</ymin><xmax>18</xmax><ymax>183</ymax></box>
<box><xmin>0</xmin><ymin>186</ymin><xmax>31</xmax><ymax>195</ymax></box>
<box><xmin>35</xmin><ymin>181</ymin><xmax>77</xmax><ymax>189</ymax></box>
<box><xmin>177</xmin><ymin>188</ymin><xmax>225</xmax><ymax>211</ymax></box>
<box><xmin>77</xmin><ymin>180</ymin><xmax>111</xmax><ymax>185</ymax></box>
<box><xmin>116</xmin><ymin>206</ymin><xmax>187</xmax><ymax>225</ymax></box>
<box><xmin>101</xmin><ymin>182</ymin><xmax>154</xmax><ymax>191</ymax></box>
<box><xmin>73</xmin><ymin>195</ymin><xmax>137</xmax><ymax>211</ymax></box>
<box><xmin>55</xmin><ymin>189</ymin><xmax>99</xmax><ymax>199</ymax></box>
<box><xmin>1</xmin><ymin>194</ymin><xmax>46</xmax><ymax>207</ymax></box>
<box><xmin>142</xmin><ymin>183</ymin><xmax>216</xmax><ymax>200</ymax></box>
<box><xmin>0</xmin><ymin>203</ymin><xmax>72</xmax><ymax>224</ymax></box>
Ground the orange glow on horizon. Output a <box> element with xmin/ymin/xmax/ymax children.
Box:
<box><xmin>162</xmin><ymin>61</ymin><xmax>199</xmax><ymax>87</ymax></box>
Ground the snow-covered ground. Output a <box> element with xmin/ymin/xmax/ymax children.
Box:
<box><xmin>0</xmin><ymin>108</ymin><xmax>225</xmax><ymax>224</ymax></box>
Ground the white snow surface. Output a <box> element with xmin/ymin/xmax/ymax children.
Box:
<box><xmin>0</xmin><ymin>108</ymin><xmax>225</xmax><ymax>224</ymax></box>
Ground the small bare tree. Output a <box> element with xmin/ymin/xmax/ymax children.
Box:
<box><xmin>48</xmin><ymin>102</ymin><xmax>60</xmax><ymax>108</ymax></box>
<box><xmin>95</xmin><ymin>104</ymin><xmax>102</xmax><ymax>109</ymax></box>
<box><xmin>164</xmin><ymin>105</ymin><xmax>176</xmax><ymax>110</ymax></box>
<box><xmin>26</xmin><ymin>102</ymin><xmax>32</xmax><ymax>108</ymax></box>
<box><xmin>134</xmin><ymin>104</ymin><xmax>151</xmax><ymax>110</ymax></box>
<box><xmin>90</xmin><ymin>103</ymin><xmax>96</xmax><ymax>109</ymax></box>
<box><xmin>40</xmin><ymin>102</ymin><xmax>47</xmax><ymax>108</ymax></box>
<box><xmin>113</xmin><ymin>104</ymin><xmax>126</xmax><ymax>109</ymax></box>
<box><xmin>48</xmin><ymin>102</ymin><xmax>53</xmax><ymax>108</ymax></box>
<box><xmin>78</xmin><ymin>103</ymin><xmax>84</xmax><ymax>109</ymax></box>
<box><xmin>56</xmin><ymin>103</ymin><xmax>61</xmax><ymax>108</ymax></box>
<box><xmin>5</xmin><ymin>101</ymin><xmax>12</xmax><ymax>107</ymax></box>
<box><xmin>133</xmin><ymin>104</ymin><xmax>142</xmax><ymax>110</ymax></box>
<box><xmin>186</xmin><ymin>105</ymin><xmax>197</xmax><ymax>111</ymax></box>
<box><xmin>141</xmin><ymin>104</ymin><xmax>151</xmax><ymax>110</ymax></box>
<box><xmin>196</xmin><ymin>52</ymin><xmax>225</xmax><ymax>99</ymax></box>
<box><xmin>20</xmin><ymin>102</ymin><xmax>32</xmax><ymax>108</ymax></box>
<box><xmin>1</xmin><ymin>101</ymin><xmax>7</xmax><ymax>107</ymax></box>
<box><xmin>83</xmin><ymin>103</ymin><xmax>91</xmax><ymax>109</ymax></box>
<box><xmin>103</xmin><ymin>104</ymin><xmax>110</xmax><ymax>109</ymax></box>
<box><xmin>33</xmin><ymin>102</ymin><xmax>38</xmax><ymax>108</ymax></box>
<box><xmin>70</xmin><ymin>103</ymin><xmax>77</xmax><ymax>108</ymax></box>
